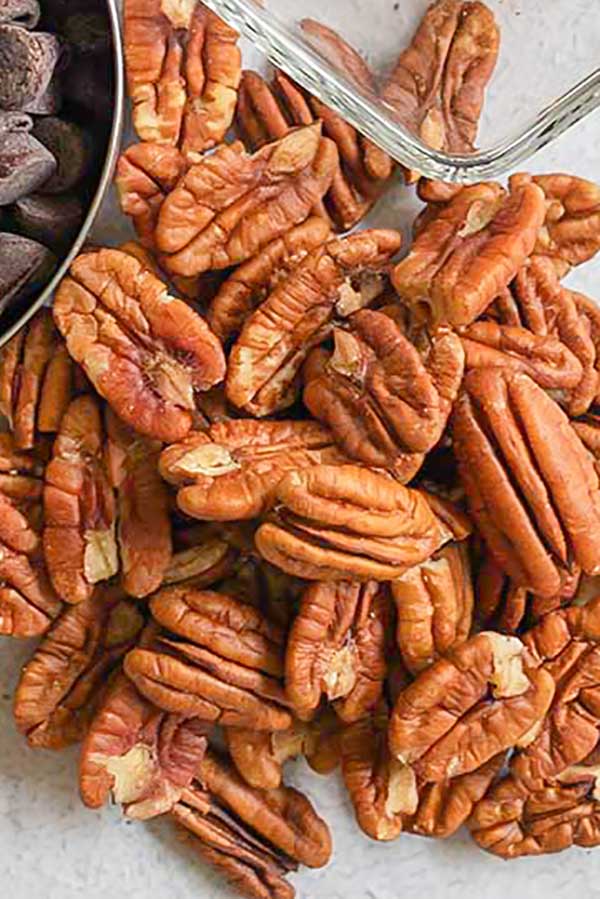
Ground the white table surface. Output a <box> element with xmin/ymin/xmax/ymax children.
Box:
<box><xmin>2</xmin><ymin>12</ymin><xmax>600</xmax><ymax>899</ymax></box>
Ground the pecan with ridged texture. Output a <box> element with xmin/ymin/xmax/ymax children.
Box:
<box><xmin>172</xmin><ymin>751</ymin><xmax>331</xmax><ymax>899</ymax></box>
<box><xmin>285</xmin><ymin>580</ymin><xmax>389</xmax><ymax>724</ymax></box>
<box><xmin>453</xmin><ymin>369</ymin><xmax>600</xmax><ymax>598</ymax></box>
<box><xmin>381</xmin><ymin>0</ymin><xmax>499</xmax><ymax>178</ymax></box>
<box><xmin>391</xmin><ymin>542</ymin><xmax>473</xmax><ymax>675</ymax></box>
<box><xmin>392</xmin><ymin>180</ymin><xmax>546</xmax><ymax>326</ymax></box>
<box><xmin>43</xmin><ymin>395</ymin><xmax>118</xmax><ymax>605</ymax></box>
<box><xmin>0</xmin><ymin>307</ymin><xmax>74</xmax><ymax>450</ymax></box>
<box><xmin>79</xmin><ymin>665</ymin><xmax>209</xmax><ymax>819</ymax></box>
<box><xmin>124</xmin><ymin>0</ymin><xmax>241</xmax><ymax>157</ymax></box>
<box><xmin>207</xmin><ymin>217</ymin><xmax>332</xmax><ymax>343</ymax></box>
<box><xmin>105</xmin><ymin>409</ymin><xmax>172</xmax><ymax>598</ymax></box>
<box><xmin>159</xmin><ymin>419</ymin><xmax>347</xmax><ymax>521</ymax></box>
<box><xmin>255</xmin><ymin>464</ymin><xmax>466</xmax><ymax>582</ymax></box>
<box><xmin>303</xmin><ymin>308</ymin><xmax>464</xmax><ymax>474</ymax></box>
<box><xmin>53</xmin><ymin>248</ymin><xmax>226</xmax><ymax>442</ymax></box>
<box><xmin>124</xmin><ymin>586</ymin><xmax>292</xmax><ymax>730</ymax></box>
<box><xmin>13</xmin><ymin>588</ymin><xmax>144</xmax><ymax>748</ymax></box>
<box><xmin>115</xmin><ymin>142</ymin><xmax>187</xmax><ymax>248</ymax></box>
<box><xmin>155</xmin><ymin>124</ymin><xmax>338</xmax><ymax>277</ymax></box>
<box><xmin>389</xmin><ymin>631</ymin><xmax>556</xmax><ymax>781</ymax></box>
<box><xmin>162</xmin><ymin>538</ymin><xmax>240</xmax><ymax>591</ymax></box>
<box><xmin>226</xmin><ymin>229</ymin><xmax>402</xmax><ymax>417</ymax></box>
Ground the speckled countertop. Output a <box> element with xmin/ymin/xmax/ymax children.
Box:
<box><xmin>2</xmin><ymin>5</ymin><xmax>600</xmax><ymax>898</ymax></box>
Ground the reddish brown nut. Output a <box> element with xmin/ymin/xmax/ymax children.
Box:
<box><xmin>155</xmin><ymin>124</ymin><xmax>338</xmax><ymax>277</ymax></box>
<box><xmin>105</xmin><ymin>409</ymin><xmax>172</xmax><ymax>598</ymax></box>
<box><xmin>392</xmin><ymin>181</ymin><xmax>546</xmax><ymax>327</ymax></box>
<box><xmin>226</xmin><ymin>229</ymin><xmax>402</xmax><ymax>417</ymax></box>
<box><xmin>304</xmin><ymin>309</ymin><xmax>464</xmax><ymax>474</ymax></box>
<box><xmin>124</xmin><ymin>586</ymin><xmax>292</xmax><ymax>730</ymax></box>
<box><xmin>159</xmin><ymin>419</ymin><xmax>347</xmax><ymax>522</ymax></box>
<box><xmin>0</xmin><ymin>542</ymin><xmax>61</xmax><ymax>638</ymax></box>
<box><xmin>162</xmin><ymin>539</ymin><xmax>239</xmax><ymax>591</ymax></box>
<box><xmin>381</xmin><ymin>1</ymin><xmax>499</xmax><ymax>168</ymax></box>
<box><xmin>115</xmin><ymin>142</ymin><xmax>188</xmax><ymax>248</ymax></box>
<box><xmin>0</xmin><ymin>307</ymin><xmax>74</xmax><ymax>449</ymax></box>
<box><xmin>285</xmin><ymin>580</ymin><xmax>389</xmax><ymax>724</ymax></box>
<box><xmin>256</xmin><ymin>464</ymin><xmax>466</xmax><ymax>582</ymax></box>
<box><xmin>43</xmin><ymin>395</ymin><xmax>118</xmax><ymax>605</ymax></box>
<box><xmin>207</xmin><ymin>217</ymin><xmax>332</xmax><ymax>343</ymax></box>
<box><xmin>53</xmin><ymin>248</ymin><xmax>226</xmax><ymax>442</ymax></box>
<box><xmin>391</xmin><ymin>542</ymin><xmax>473</xmax><ymax>675</ymax></box>
<box><xmin>124</xmin><ymin>0</ymin><xmax>241</xmax><ymax>157</ymax></box>
<box><xmin>453</xmin><ymin>368</ymin><xmax>600</xmax><ymax>598</ymax></box>
<box><xmin>13</xmin><ymin>589</ymin><xmax>144</xmax><ymax>749</ymax></box>
<box><xmin>80</xmin><ymin>670</ymin><xmax>209</xmax><ymax>819</ymax></box>
<box><xmin>389</xmin><ymin>631</ymin><xmax>556</xmax><ymax>782</ymax></box>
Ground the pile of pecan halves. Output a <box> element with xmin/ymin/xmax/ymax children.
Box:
<box><xmin>3</xmin><ymin>0</ymin><xmax>600</xmax><ymax>895</ymax></box>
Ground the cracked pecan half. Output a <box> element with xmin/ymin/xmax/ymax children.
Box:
<box><xmin>155</xmin><ymin>124</ymin><xmax>338</xmax><ymax>277</ymax></box>
<box><xmin>381</xmin><ymin>0</ymin><xmax>499</xmax><ymax>175</ymax></box>
<box><xmin>391</xmin><ymin>542</ymin><xmax>473</xmax><ymax>675</ymax></box>
<box><xmin>159</xmin><ymin>419</ymin><xmax>347</xmax><ymax>521</ymax></box>
<box><xmin>124</xmin><ymin>0</ymin><xmax>241</xmax><ymax>156</ymax></box>
<box><xmin>0</xmin><ymin>307</ymin><xmax>75</xmax><ymax>450</ymax></box>
<box><xmin>124</xmin><ymin>586</ymin><xmax>292</xmax><ymax>730</ymax></box>
<box><xmin>453</xmin><ymin>368</ymin><xmax>600</xmax><ymax>598</ymax></box>
<box><xmin>392</xmin><ymin>181</ymin><xmax>546</xmax><ymax>326</ymax></box>
<box><xmin>226</xmin><ymin>229</ymin><xmax>402</xmax><ymax>416</ymax></box>
<box><xmin>389</xmin><ymin>631</ymin><xmax>555</xmax><ymax>781</ymax></box>
<box><xmin>80</xmin><ymin>667</ymin><xmax>209</xmax><ymax>819</ymax></box>
<box><xmin>303</xmin><ymin>309</ymin><xmax>464</xmax><ymax>474</ymax></box>
<box><xmin>14</xmin><ymin>588</ymin><xmax>144</xmax><ymax>749</ymax></box>
<box><xmin>53</xmin><ymin>248</ymin><xmax>226</xmax><ymax>442</ymax></box>
<box><xmin>285</xmin><ymin>580</ymin><xmax>389</xmax><ymax>724</ymax></box>
<box><xmin>207</xmin><ymin>217</ymin><xmax>332</xmax><ymax>343</ymax></box>
<box><xmin>43</xmin><ymin>395</ymin><xmax>118</xmax><ymax>605</ymax></box>
<box><xmin>255</xmin><ymin>464</ymin><xmax>465</xmax><ymax>581</ymax></box>
<box><xmin>105</xmin><ymin>409</ymin><xmax>172</xmax><ymax>598</ymax></box>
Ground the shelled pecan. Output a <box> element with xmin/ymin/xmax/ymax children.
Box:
<box><xmin>155</xmin><ymin>124</ymin><xmax>338</xmax><ymax>277</ymax></box>
<box><xmin>53</xmin><ymin>248</ymin><xmax>226</xmax><ymax>441</ymax></box>
<box><xmin>226</xmin><ymin>229</ymin><xmax>402</xmax><ymax>416</ymax></box>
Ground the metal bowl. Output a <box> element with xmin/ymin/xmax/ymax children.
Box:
<box><xmin>0</xmin><ymin>0</ymin><xmax>124</xmax><ymax>349</ymax></box>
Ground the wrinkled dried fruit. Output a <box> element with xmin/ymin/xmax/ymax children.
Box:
<box><xmin>256</xmin><ymin>464</ymin><xmax>464</xmax><ymax>582</ymax></box>
<box><xmin>32</xmin><ymin>116</ymin><xmax>91</xmax><ymax>195</ymax></box>
<box><xmin>0</xmin><ymin>24</ymin><xmax>60</xmax><ymax>112</ymax></box>
<box><xmin>159</xmin><ymin>419</ymin><xmax>347</xmax><ymax>521</ymax></box>
<box><xmin>226</xmin><ymin>229</ymin><xmax>402</xmax><ymax>417</ymax></box>
<box><xmin>53</xmin><ymin>248</ymin><xmax>226</xmax><ymax>442</ymax></box>
<box><xmin>155</xmin><ymin>124</ymin><xmax>338</xmax><ymax>277</ymax></box>
<box><xmin>453</xmin><ymin>368</ymin><xmax>600</xmax><ymax>597</ymax></box>
<box><xmin>0</xmin><ymin>232</ymin><xmax>56</xmax><ymax>314</ymax></box>
<box><xmin>124</xmin><ymin>0</ymin><xmax>241</xmax><ymax>156</ymax></box>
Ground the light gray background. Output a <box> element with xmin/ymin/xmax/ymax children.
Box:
<box><xmin>2</xmin><ymin>5</ymin><xmax>600</xmax><ymax>898</ymax></box>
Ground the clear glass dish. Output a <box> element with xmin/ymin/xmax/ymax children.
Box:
<box><xmin>202</xmin><ymin>0</ymin><xmax>600</xmax><ymax>182</ymax></box>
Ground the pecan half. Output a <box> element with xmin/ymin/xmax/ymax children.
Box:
<box><xmin>391</xmin><ymin>542</ymin><xmax>473</xmax><ymax>675</ymax></box>
<box><xmin>285</xmin><ymin>580</ymin><xmax>389</xmax><ymax>723</ymax></box>
<box><xmin>124</xmin><ymin>586</ymin><xmax>292</xmax><ymax>730</ymax></box>
<box><xmin>392</xmin><ymin>181</ymin><xmax>546</xmax><ymax>326</ymax></box>
<box><xmin>381</xmin><ymin>0</ymin><xmax>499</xmax><ymax>169</ymax></box>
<box><xmin>453</xmin><ymin>368</ymin><xmax>600</xmax><ymax>597</ymax></box>
<box><xmin>43</xmin><ymin>395</ymin><xmax>118</xmax><ymax>605</ymax></box>
<box><xmin>159</xmin><ymin>419</ymin><xmax>347</xmax><ymax>521</ymax></box>
<box><xmin>207</xmin><ymin>217</ymin><xmax>332</xmax><ymax>343</ymax></box>
<box><xmin>0</xmin><ymin>307</ymin><xmax>74</xmax><ymax>449</ymax></box>
<box><xmin>226</xmin><ymin>229</ymin><xmax>402</xmax><ymax>417</ymax></box>
<box><xmin>256</xmin><ymin>464</ymin><xmax>465</xmax><ymax>581</ymax></box>
<box><xmin>105</xmin><ymin>409</ymin><xmax>172</xmax><ymax>598</ymax></box>
<box><xmin>155</xmin><ymin>124</ymin><xmax>338</xmax><ymax>277</ymax></box>
<box><xmin>53</xmin><ymin>248</ymin><xmax>226</xmax><ymax>442</ymax></box>
<box><xmin>389</xmin><ymin>631</ymin><xmax>556</xmax><ymax>781</ymax></box>
<box><xmin>79</xmin><ymin>670</ymin><xmax>208</xmax><ymax>819</ymax></box>
<box><xmin>303</xmin><ymin>309</ymin><xmax>464</xmax><ymax>474</ymax></box>
<box><xmin>124</xmin><ymin>0</ymin><xmax>241</xmax><ymax>157</ymax></box>
<box><xmin>13</xmin><ymin>588</ymin><xmax>144</xmax><ymax>749</ymax></box>
<box><xmin>115</xmin><ymin>142</ymin><xmax>187</xmax><ymax>248</ymax></box>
